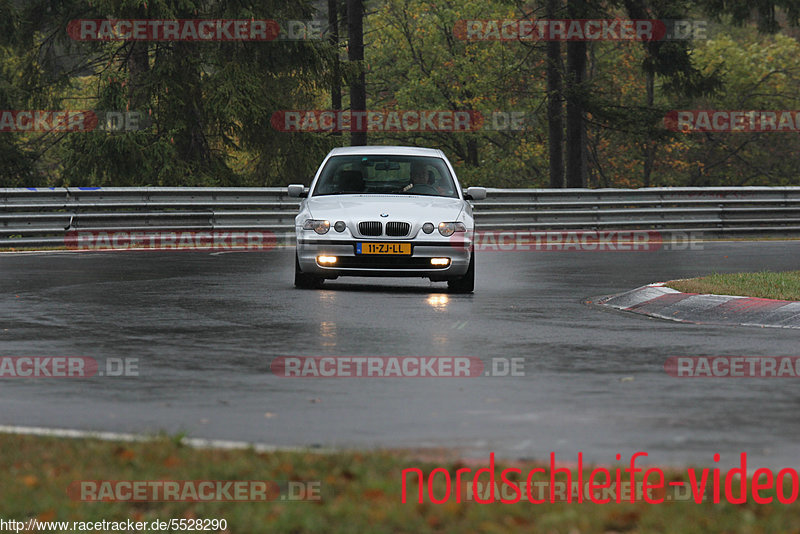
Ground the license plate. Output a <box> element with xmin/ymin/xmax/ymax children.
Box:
<box><xmin>356</xmin><ymin>242</ymin><xmax>411</xmax><ymax>255</ymax></box>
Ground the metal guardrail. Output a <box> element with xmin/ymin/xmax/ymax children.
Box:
<box><xmin>2</xmin><ymin>186</ymin><xmax>800</xmax><ymax>247</ymax></box>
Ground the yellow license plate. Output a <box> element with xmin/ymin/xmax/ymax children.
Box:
<box><xmin>357</xmin><ymin>242</ymin><xmax>411</xmax><ymax>255</ymax></box>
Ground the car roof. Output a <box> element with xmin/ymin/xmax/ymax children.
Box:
<box><xmin>326</xmin><ymin>146</ymin><xmax>445</xmax><ymax>158</ymax></box>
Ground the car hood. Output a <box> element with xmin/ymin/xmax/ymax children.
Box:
<box><xmin>305</xmin><ymin>195</ymin><xmax>464</xmax><ymax>221</ymax></box>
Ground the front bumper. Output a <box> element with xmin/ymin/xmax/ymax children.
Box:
<box><xmin>296</xmin><ymin>235</ymin><xmax>472</xmax><ymax>280</ymax></box>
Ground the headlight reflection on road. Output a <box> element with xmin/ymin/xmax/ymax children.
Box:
<box><xmin>426</xmin><ymin>294</ymin><xmax>449</xmax><ymax>311</ymax></box>
<box><xmin>318</xmin><ymin>290</ymin><xmax>336</xmax><ymax>305</ymax></box>
<box><xmin>319</xmin><ymin>321</ymin><xmax>337</xmax><ymax>348</ymax></box>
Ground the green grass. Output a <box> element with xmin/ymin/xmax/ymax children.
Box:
<box><xmin>667</xmin><ymin>271</ymin><xmax>800</xmax><ymax>301</ymax></box>
<box><xmin>2</xmin><ymin>434</ymin><xmax>800</xmax><ymax>533</ymax></box>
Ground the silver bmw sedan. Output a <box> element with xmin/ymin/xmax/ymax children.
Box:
<box><xmin>288</xmin><ymin>146</ymin><xmax>486</xmax><ymax>292</ymax></box>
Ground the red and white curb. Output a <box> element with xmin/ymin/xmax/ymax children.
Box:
<box><xmin>595</xmin><ymin>283</ymin><xmax>800</xmax><ymax>329</ymax></box>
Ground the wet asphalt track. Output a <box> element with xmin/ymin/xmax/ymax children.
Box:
<box><xmin>1</xmin><ymin>241</ymin><xmax>799</xmax><ymax>469</ymax></box>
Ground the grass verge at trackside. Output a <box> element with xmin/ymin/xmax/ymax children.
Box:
<box><xmin>2</xmin><ymin>435</ymin><xmax>800</xmax><ymax>533</ymax></box>
<box><xmin>667</xmin><ymin>271</ymin><xmax>800</xmax><ymax>301</ymax></box>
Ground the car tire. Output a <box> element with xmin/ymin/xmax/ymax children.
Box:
<box><xmin>294</xmin><ymin>253</ymin><xmax>324</xmax><ymax>289</ymax></box>
<box><xmin>447</xmin><ymin>252</ymin><xmax>475</xmax><ymax>293</ymax></box>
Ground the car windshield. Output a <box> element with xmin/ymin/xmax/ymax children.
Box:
<box><xmin>311</xmin><ymin>155</ymin><xmax>459</xmax><ymax>198</ymax></box>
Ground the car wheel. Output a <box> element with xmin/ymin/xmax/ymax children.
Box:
<box><xmin>294</xmin><ymin>253</ymin><xmax>324</xmax><ymax>289</ymax></box>
<box><xmin>447</xmin><ymin>252</ymin><xmax>475</xmax><ymax>293</ymax></box>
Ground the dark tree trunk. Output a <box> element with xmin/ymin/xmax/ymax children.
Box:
<box><xmin>127</xmin><ymin>41</ymin><xmax>149</xmax><ymax>111</ymax></box>
<box><xmin>546</xmin><ymin>0</ymin><xmax>564</xmax><ymax>188</ymax></box>
<box><xmin>466</xmin><ymin>138</ymin><xmax>479</xmax><ymax>167</ymax></box>
<box><xmin>126</xmin><ymin>4</ymin><xmax>149</xmax><ymax>112</ymax></box>
<box><xmin>565</xmin><ymin>1</ymin><xmax>588</xmax><ymax>188</ymax></box>
<box><xmin>347</xmin><ymin>0</ymin><xmax>367</xmax><ymax>146</ymax></box>
<box><xmin>328</xmin><ymin>0</ymin><xmax>341</xmax><ymax>112</ymax></box>
<box><xmin>643</xmin><ymin>69</ymin><xmax>655</xmax><ymax>187</ymax></box>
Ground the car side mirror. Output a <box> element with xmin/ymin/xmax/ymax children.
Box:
<box><xmin>287</xmin><ymin>184</ymin><xmax>307</xmax><ymax>198</ymax></box>
<box><xmin>464</xmin><ymin>187</ymin><xmax>486</xmax><ymax>201</ymax></box>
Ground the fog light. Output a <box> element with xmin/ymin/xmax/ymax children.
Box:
<box><xmin>430</xmin><ymin>257</ymin><xmax>450</xmax><ymax>266</ymax></box>
<box><xmin>317</xmin><ymin>255</ymin><xmax>338</xmax><ymax>265</ymax></box>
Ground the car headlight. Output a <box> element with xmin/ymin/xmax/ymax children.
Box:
<box><xmin>303</xmin><ymin>219</ymin><xmax>330</xmax><ymax>235</ymax></box>
<box><xmin>422</xmin><ymin>222</ymin><xmax>434</xmax><ymax>234</ymax></box>
<box><xmin>438</xmin><ymin>222</ymin><xmax>466</xmax><ymax>237</ymax></box>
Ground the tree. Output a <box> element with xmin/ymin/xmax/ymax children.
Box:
<box><xmin>347</xmin><ymin>0</ymin><xmax>366</xmax><ymax>146</ymax></box>
<box><xmin>1</xmin><ymin>0</ymin><xmax>336</xmax><ymax>186</ymax></box>
<box><xmin>565</xmin><ymin>0</ymin><xmax>589</xmax><ymax>188</ymax></box>
<box><xmin>328</xmin><ymin>0</ymin><xmax>342</xmax><ymax>114</ymax></box>
<box><xmin>367</xmin><ymin>0</ymin><xmax>549</xmax><ymax>186</ymax></box>
<box><xmin>700</xmin><ymin>0</ymin><xmax>799</xmax><ymax>32</ymax></box>
<box><xmin>545</xmin><ymin>0</ymin><xmax>564</xmax><ymax>187</ymax></box>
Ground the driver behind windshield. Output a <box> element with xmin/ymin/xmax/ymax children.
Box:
<box><xmin>402</xmin><ymin>161</ymin><xmax>437</xmax><ymax>194</ymax></box>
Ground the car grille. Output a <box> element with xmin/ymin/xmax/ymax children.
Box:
<box><xmin>358</xmin><ymin>221</ymin><xmax>382</xmax><ymax>236</ymax></box>
<box><xmin>385</xmin><ymin>222</ymin><xmax>411</xmax><ymax>237</ymax></box>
